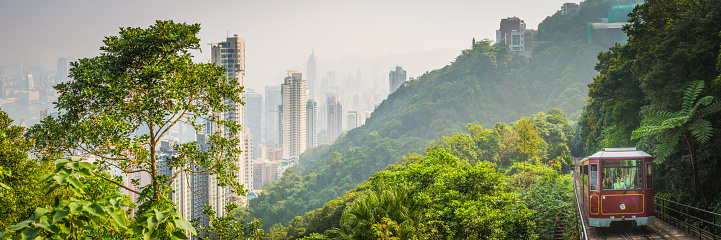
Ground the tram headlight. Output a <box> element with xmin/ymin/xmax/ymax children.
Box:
<box><xmin>620</xmin><ymin>204</ymin><xmax>626</xmax><ymax>210</ymax></box>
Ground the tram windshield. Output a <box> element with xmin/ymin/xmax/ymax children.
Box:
<box><xmin>602</xmin><ymin>159</ymin><xmax>642</xmax><ymax>190</ymax></box>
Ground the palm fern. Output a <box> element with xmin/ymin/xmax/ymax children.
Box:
<box><xmin>632</xmin><ymin>80</ymin><xmax>719</xmax><ymax>205</ymax></box>
<box><xmin>340</xmin><ymin>186</ymin><xmax>419</xmax><ymax>239</ymax></box>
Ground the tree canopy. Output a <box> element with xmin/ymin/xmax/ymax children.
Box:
<box><xmin>3</xmin><ymin>20</ymin><xmax>256</xmax><ymax>239</ymax></box>
<box><xmin>27</xmin><ymin>20</ymin><xmax>245</xmax><ymax>203</ymax></box>
<box><xmin>578</xmin><ymin>0</ymin><xmax>721</xmax><ymax>207</ymax></box>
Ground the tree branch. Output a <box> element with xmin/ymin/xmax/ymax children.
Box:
<box><xmin>158</xmin><ymin>95</ymin><xmax>193</xmax><ymax>141</ymax></box>
<box><xmin>99</xmin><ymin>174</ymin><xmax>141</xmax><ymax>195</ymax></box>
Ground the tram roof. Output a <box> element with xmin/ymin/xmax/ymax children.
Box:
<box><xmin>588</xmin><ymin>147</ymin><xmax>652</xmax><ymax>158</ymax></box>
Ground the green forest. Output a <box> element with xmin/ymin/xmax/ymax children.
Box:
<box><xmin>578</xmin><ymin>0</ymin><xmax>721</xmax><ymax>209</ymax></box>
<box><xmin>263</xmin><ymin>111</ymin><xmax>577</xmax><ymax>239</ymax></box>
<box><xmin>249</xmin><ymin>0</ymin><xmax>636</xmax><ymax>231</ymax></box>
<box><xmin>2</xmin><ymin>0</ymin><xmax>721</xmax><ymax>239</ymax></box>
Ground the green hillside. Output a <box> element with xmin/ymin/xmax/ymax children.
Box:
<box><xmin>265</xmin><ymin>111</ymin><xmax>577</xmax><ymax>239</ymax></box>
<box><xmin>578</xmin><ymin>0</ymin><xmax>721</xmax><ymax>208</ymax></box>
<box><xmin>249</xmin><ymin>0</ymin><xmax>636</xmax><ymax>230</ymax></box>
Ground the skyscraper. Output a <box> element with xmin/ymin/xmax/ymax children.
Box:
<box><xmin>191</xmin><ymin>133</ymin><xmax>227</xmax><ymax>226</ymax></box>
<box><xmin>264</xmin><ymin>86</ymin><xmax>282</xmax><ymax>147</ymax></box>
<box><xmin>306</xmin><ymin>51</ymin><xmax>317</xmax><ymax>99</ymax></box>
<box><xmin>201</xmin><ymin>35</ymin><xmax>248</xmax><ymax>218</ymax></box>
<box><xmin>389</xmin><ymin>66</ymin><xmax>406</xmax><ymax>93</ymax></box>
<box><xmin>319</xmin><ymin>71</ymin><xmax>335</xmax><ymax>133</ymax></box>
<box><xmin>210</xmin><ymin>35</ymin><xmax>246</xmax><ymax>140</ymax></box>
<box><xmin>306</xmin><ymin>99</ymin><xmax>318</xmax><ymax>149</ymax></box>
<box><xmin>25</xmin><ymin>72</ymin><xmax>34</xmax><ymax>90</ymax></box>
<box><xmin>280</xmin><ymin>70</ymin><xmax>307</xmax><ymax>161</ymax></box>
<box><xmin>347</xmin><ymin>111</ymin><xmax>359</xmax><ymax>130</ymax></box>
<box><xmin>327</xmin><ymin>96</ymin><xmax>343</xmax><ymax>143</ymax></box>
<box><xmin>57</xmin><ymin>58</ymin><xmax>67</xmax><ymax>84</ymax></box>
<box><xmin>244</xmin><ymin>88</ymin><xmax>263</xmax><ymax>160</ymax></box>
<box><xmin>241</xmin><ymin>132</ymin><xmax>253</xmax><ymax>191</ymax></box>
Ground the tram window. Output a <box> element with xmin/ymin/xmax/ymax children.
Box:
<box><xmin>646</xmin><ymin>162</ymin><xmax>653</xmax><ymax>189</ymax></box>
<box><xmin>602</xmin><ymin>159</ymin><xmax>643</xmax><ymax>191</ymax></box>
<box><xmin>590</xmin><ymin>164</ymin><xmax>598</xmax><ymax>191</ymax></box>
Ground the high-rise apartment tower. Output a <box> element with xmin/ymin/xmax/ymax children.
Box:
<box><xmin>306</xmin><ymin>51</ymin><xmax>317</xmax><ymax>99</ymax></box>
<box><xmin>280</xmin><ymin>70</ymin><xmax>307</xmax><ymax>160</ymax></box>
<box><xmin>306</xmin><ymin>99</ymin><xmax>318</xmax><ymax>149</ymax></box>
<box><xmin>389</xmin><ymin>66</ymin><xmax>406</xmax><ymax>93</ymax></box>
<box><xmin>327</xmin><ymin>96</ymin><xmax>343</xmax><ymax>142</ymax></box>
<box><xmin>264</xmin><ymin>86</ymin><xmax>282</xmax><ymax>147</ymax></box>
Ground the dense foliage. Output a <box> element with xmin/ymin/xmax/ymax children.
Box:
<box><xmin>26</xmin><ymin>20</ymin><xmax>245</xmax><ymax>204</ymax></box>
<box><xmin>0</xmin><ymin>112</ymin><xmax>63</xmax><ymax>231</ymax></box>
<box><xmin>578</xmin><ymin>0</ymin><xmax>721</xmax><ymax>208</ymax></box>
<box><xmin>2</xmin><ymin>21</ymin><xmax>262</xmax><ymax>239</ymax></box>
<box><xmin>249</xmin><ymin>0</ymin><xmax>626</xmax><ymax>229</ymax></box>
<box><xmin>263</xmin><ymin>111</ymin><xmax>577</xmax><ymax>239</ymax></box>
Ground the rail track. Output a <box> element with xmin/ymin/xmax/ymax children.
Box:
<box><xmin>590</xmin><ymin>221</ymin><xmax>671</xmax><ymax>239</ymax></box>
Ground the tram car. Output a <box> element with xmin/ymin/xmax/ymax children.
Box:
<box><xmin>579</xmin><ymin>147</ymin><xmax>654</xmax><ymax>227</ymax></box>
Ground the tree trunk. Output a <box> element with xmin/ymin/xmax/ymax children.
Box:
<box><xmin>683</xmin><ymin>130</ymin><xmax>707</xmax><ymax>206</ymax></box>
<box><xmin>150</xmin><ymin>125</ymin><xmax>159</xmax><ymax>200</ymax></box>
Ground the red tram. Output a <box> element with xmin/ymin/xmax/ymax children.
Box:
<box><xmin>579</xmin><ymin>147</ymin><xmax>654</xmax><ymax>227</ymax></box>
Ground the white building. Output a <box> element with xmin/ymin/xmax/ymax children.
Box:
<box><xmin>347</xmin><ymin>111</ymin><xmax>359</xmax><ymax>130</ymax></box>
<box><xmin>279</xmin><ymin>70</ymin><xmax>307</xmax><ymax>161</ymax></box>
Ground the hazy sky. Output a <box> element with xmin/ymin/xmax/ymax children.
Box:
<box><xmin>0</xmin><ymin>0</ymin><xmax>571</xmax><ymax>92</ymax></box>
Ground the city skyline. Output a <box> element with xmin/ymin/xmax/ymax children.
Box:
<box><xmin>1</xmin><ymin>0</ymin><xmax>574</xmax><ymax>93</ymax></box>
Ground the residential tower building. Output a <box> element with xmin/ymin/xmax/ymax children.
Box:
<box><xmin>279</xmin><ymin>70</ymin><xmax>307</xmax><ymax>161</ymax></box>
<box><xmin>327</xmin><ymin>96</ymin><xmax>343</xmax><ymax>142</ymax></box>
<box><xmin>306</xmin><ymin>99</ymin><xmax>318</xmax><ymax>149</ymax></box>
<box><xmin>389</xmin><ymin>66</ymin><xmax>406</xmax><ymax>93</ymax></box>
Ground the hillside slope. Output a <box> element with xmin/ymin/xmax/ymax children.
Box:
<box><xmin>249</xmin><ymin>0</ymin><xmax>632</xmax><ymax>229</ymax></box>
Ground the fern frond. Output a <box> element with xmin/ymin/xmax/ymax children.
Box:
<box><xmin>660</xmin><ymin>116</ymin><xmax>688</xmax><ymax>128</ymax></box>
<box><xmin>632</xmin><ymin>125</ymin><xmax>669</xmax><ymax>139</ymax></box>
<box><xmin>641</xmin><ymin>111</ymin><xmax>674</xmax><ymax>126</ymax></box>
<box><xmin>697</xmin><ymin>99</ymin><xmax>721</xmax><ymax>118</ymax></box>
<box><xmin>653</xmin><ymin>130</ymin><xmax>681</xmax><ymax>162</ymax></box>
<box><xmin>689</xmin><ymin>119</ymin><xmax>713</xmax><ymax>143</ymax></box>
<box><xmin>681</xmin><ymin>80</ymin><xmax>704</xmax><ymax>115</ymax></box>
<box><xmin>688</xmin><ymin>96</ymin><xmax>713</xmax><ymax>117</ymax></box>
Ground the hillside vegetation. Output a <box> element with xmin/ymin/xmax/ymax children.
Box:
<box><xmin>249</xmin><ymin>0</ymin><xmax>639</xmax><ymax>230</ymax></box>
<box><xmin>268</xmin><ymin>111</ymin><xmax>576</xmax><ymax>239</ymax></box>
<box><xmin>578</xmin><ymin>0</ymin><xmax>721</xmax><ymax>208</ymax></box>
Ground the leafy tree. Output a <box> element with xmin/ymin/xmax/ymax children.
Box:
<box><xmin>579</xmin><ymin>0</ymin><xmax>721</xmax><ymax>207</ymax></box>
<box><xmin>515</xmin><ymin>117</ymin><xmax>544</xmax><ymax>165</ymax></box>
<box><xmin>27</xmin><ymin>20</ymin><xmax>244</xmax><ymax>215</ymax></box>
<box><xmin>0</xmin><ymin>111</ymin><xmax>63</xmax><ymax>231</ymax></box>
<box><xmin>632</xmin><ymin>81</ymin><xmax>721</xmax><ymax>205</ymax></box>
<box><xmin>267</xmin><ymin>223</ymin><xmax>289</xmax><ymax>240</ymax></box>
<box><xmin>193</xmin><ymin>203</ymin><xmax>266</xmax><ymax>240</ymax></box>
<box><xmin>506</xmin><ymin>163</ymin><xmax>575</xmax><ymax>240</ymax></box>
<box><xmin>340</xmin><ymin>186</ymin><xmax>419</xmax><ymax>240</ymax></box>
<box><xmin>2</xmin><ymin>157</ymin><xmax>195</xmax><ymax>240</ymax></box>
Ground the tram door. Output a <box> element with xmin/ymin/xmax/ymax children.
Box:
<box><xmin>645</xmin><ymin>161</ymin><xmax>654</xmax><ymax>216</ymax></box>
<box><xmin>589</xmin><ymin>163</ymin><xmax>600</xmax><ymax>215</ymax></box>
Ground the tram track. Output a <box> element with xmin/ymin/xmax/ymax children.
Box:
<box><xmin>593</xmin><ymin>223</ymin><xmax>676</xmax><ymax>240</ymax></box>
<box><xmin>620</xmin><ymin>230</ymin><xmax>632</xmax><ymax>240</ymax></box>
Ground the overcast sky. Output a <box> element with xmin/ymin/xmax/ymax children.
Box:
<box><xmin>0</xmin><ymin>0</ymin><xmax>572</xmax><ymax>92</ymax></box>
